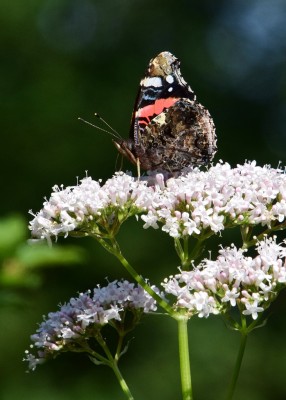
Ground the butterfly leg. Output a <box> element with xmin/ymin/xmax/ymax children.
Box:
<box><xmin>136</xmin><ymin>158</ymin><xmax>141</xmax><ymax>180</ymax></box>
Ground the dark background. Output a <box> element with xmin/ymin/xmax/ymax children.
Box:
<box><xmin>1</xmin><ymin>1</ymin><xmax>286</xmax><ymax>399</ymax></box>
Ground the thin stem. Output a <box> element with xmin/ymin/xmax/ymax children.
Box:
<box><xmin>174</xmin><ymin>237</ymin><xmax>207</xmax><ymax>270</ymax></box>
<box><xmin>188</xmin><ymin>238</ymin><xmax>205</xmax><ymax>264</ymax></box>
<box><xmin>182</xmin><ymin>237</ymin><xmax>190</xmax><ymax>269</ymax></box>
<box><xmin>94</xmin><ymin>235</ymin><xmax>174</xmax><ymax>314</ymax></box>
<box><xmin>115</xmin><ymin>249</ymin><xmax>174</xmax><ymax>315</ymax></box>
<box><xmin>240</xmin><ymin>225</ymin><xmax>253</xmax><ymax>248</ymax></box>
<box><xmin>242</xmin><ymin>220</ymin><xmax>286</xmax><ymax>249</ymax></box>
<box><xmin>96</xmin><ymin>334</ymin><xmax>134</xmax><ymax>400</ymax></box>
<box><xmin>184</xmin><ymin>236</ymin><xmax>189</xmax><ymax>257</ymax></box>
<box><xmin>177</xmin><ymin>316</ymin><xmax>193</xmax><ymax>400</ymax></box>
<box><xmin>115</xmin><ymin>331</ymin><xmax>125</xmax><ymax>363</ymax></box>
<box><xmin>111</xmin><ymin>361</ymin><xmax>135</xmax><ymax>400</ymax></box>
<box><xmin>174</xmin><ymin>238</ymin><xmax>185</xmax><ymax>265</ymax></box>
<box><xmin>225</xmin><ymin>332</ymin><xmax>248</xmax><ymax>400</ymax></box>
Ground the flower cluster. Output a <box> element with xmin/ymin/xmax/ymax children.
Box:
<box><xmin>142</xmin><ymin>161</ymin><xmax>286</xmax><ymax>238</ymax></box>
<box><xmin>29</xmin><ymin>162</ymin><xmax>286</xmax><ymax>241</ymax></box>
<box><xmin>29</xmin><ymin>173</ymin><xmax>154</xmax><ymax>239</ymax></box>
<box><xmin>162</xmin><ymin>237</ymin><xmax>286</xmax><ymax>320</ymax></box>
<box><xmin>24</xmin><ymin>280</ymin><xmax>158</xmax><ymax>371</ymax></box>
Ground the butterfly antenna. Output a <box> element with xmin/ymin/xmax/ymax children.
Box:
<box><xmin>78</xmin><ymin>117</ymin><xmax>120</xmax><ymax>140</ymax></box>
<box><xmin>94</xmin><ymin>113</ymin><xmax>122</xmax><ymax>139</ymax></box>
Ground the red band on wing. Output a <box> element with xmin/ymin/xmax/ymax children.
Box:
<box><xmin>137</xmin><ymin>97</ymin><xmax>179</xmax><ymax>123</ymax></box>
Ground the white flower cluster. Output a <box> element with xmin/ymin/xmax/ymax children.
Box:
<box><xmin>29</xmin><ymin>173</ymin><xmax>154</xmax><ymax>239</ymax></box>
<box><xmin>29</xmin><ymin>162</ymin><xmax>286</xmax><ymax>240</ymax></box>
<box><xmin>162</xmin><ymin>237</ymin><xmax>286</xmax><ymax>320</ymax></box>
<box><xmin>24</xmin><ymin>280</ymin><xmax>158</xmax><ymax>371</ymax></box>
<box><xmin>142</xmin><ymin>161</ymin><xmax>286</xmax><ymax>238</ymax></box>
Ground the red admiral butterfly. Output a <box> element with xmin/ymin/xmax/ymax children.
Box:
<box><xmin>113</xmin><ymin>51</ymin><xmax>217</xmax><ymax>173</ymax></box>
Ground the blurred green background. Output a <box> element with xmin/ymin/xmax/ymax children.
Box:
<box><xmin>1</xmin><ymin>0</ymin><xmax>286</xmax><ymax>399</ymax></box>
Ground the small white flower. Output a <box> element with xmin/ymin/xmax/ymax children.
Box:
<box><xmin>221</xmin><ymin>287</ymin><xmax>240</xmax><ymax>306</ymax></box>
<box><xmin>242</xmin><ymin>299</ymin><xmax>264</xmax><ymax>320</ymax></box>
<box><xmin>141</xmin><ymin>211</ymin><xmax>159</xmax><ymax>229</ymax></box>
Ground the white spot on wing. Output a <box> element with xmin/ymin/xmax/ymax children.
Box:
<box><xmin>141</xmin><ymin>77</ymin><xmax>162</xmax><ymax>87</ymax></box>
<box><xmin>168</xmin><ymin>87</ymin><xmax>173</xmax><ymax>92</ymax></box>
<box><xmin>154</xmin><ymin>112</ymin><xmax>166</xmax><ymax>124</ymax></box>
<box><xmin>166</xmin><ymin>75</ymin><xmax>174</xmax><ymax>84</ymax></box>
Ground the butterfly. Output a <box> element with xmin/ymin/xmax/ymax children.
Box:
<box><xmin>113</xmin><ymin>51</ymin><xmax>217</xmax><ymax>173</ymax></box>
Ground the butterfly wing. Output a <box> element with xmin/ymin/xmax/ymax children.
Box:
<box><xmin>137</xmin><ymin>98</ymin><xmax>217</xmax><ymax>171</ymax></box>
<box><xmin>130</xmin><ymin>51</ymin><xmax>196</xmax><ymax>144</ymax></box>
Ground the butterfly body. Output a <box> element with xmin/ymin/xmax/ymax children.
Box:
<box><xmin>113</xmin><ymin>51</ymin><xmax>217</xmax><ymax>172</ymax></box>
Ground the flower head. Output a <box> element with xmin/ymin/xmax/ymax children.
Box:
<box><xmin>143</xmin><ymin>161</ymin><xmax>286</xmax><ymax>238</ymax></box>
<box><xmin>29</xmin><ymin>162</ymin><xmax>286</xmax><ymax>241</ymax></box>
<box><xmin>24</xmin><ymin>280</ymin><xmax>158</xmax><ymax>371</ymax></box>
<box><xmin>29</xmin><ymin>173</ymin><xmax>154</xmax><ymax>239</ymax></box>
<box><xmin>162</xmin><ymin>237</ymin><xmax>286</xmax><ymax>320</ymax></box>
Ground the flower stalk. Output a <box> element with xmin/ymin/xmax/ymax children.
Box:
<box><xmin>110</xmin><ymin>238</ymin><xmax>174</xmax><ymax>315</ymax></box>
<box><xmin>95</xmin><ymin>334</ymin><xmax>135</xmax><ymax>400</ymax></box>
<box><xmin>177</xmin><ymin>316</ymin><xmax>193</xmax><ymax>400</ymax></box>
<box><xmin>111</xmin><ymin>361</ymin><xmax>135</xmax><ymax>400</ymax></box>
<box><xmin>225</xmin><ymin>317</ymin><xmax>248</xmax><ymax>400</ymax></box>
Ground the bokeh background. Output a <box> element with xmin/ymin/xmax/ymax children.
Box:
<box><xmin>1</xmin><ymin>1</ymin><xmax>286</xmax><ymax>399</ymax></box>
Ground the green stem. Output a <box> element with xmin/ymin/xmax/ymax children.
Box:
<box><xmin>174</xmin><ymin>238</ymin><xmax>185</xmax><ymax>265</ymax></box>
<box><xmin>240</xmin><ymin>225</ymin><xmax>253</xmax><ymax>248</ymax></box>
<box><xmin>188</xmin><ymin>238</ymin><xmax>205</xmax><ymax>264</ymax></box>
<box><xmin>177</xmin><ymin>316</ymin><xmax>193</xmax><ymax>400</ymax></box>
<box><xmin>94</xmin><ymin>235</ymin><xmax>173</xmax><ymax>314</ymax></box>
<box><xmin>184</xmin><ymin>236</ymin><xmax>189</xmax><ymax>259</ymax></box>
<box><xmin>96</xmin><ymin>335</ymin><xmax>134</xmax><ymax>400</ymax></box>
<box><xmin>115</xmin><ymin>331</ymin><xmax>125</xmax><ymax>363</ymax></box>
<box><xmin>181</xmin><ymin>237</ymin><xmax>190</xmax><ymax>269</ymax></box>
<box><xmin>174</xmin><ymin>237</ymin><xmax>206</xmax><ymax>270</ymax></box>
<box><xmin>242</xmin><ymin>220</ymin><xmax>286</xmax><ymax>249</ymax></box>
<box><xmin>111</xmin><ymin>362</ymin><xmax>135</xmax><ymax>400</ymax></box>
<box><xmin>115</xmin><ymin>250</ymin><xmax>174</xmax><ymax>315</ymax></box>
<box><xmin>225</xmin><ymin>332</ymin><xmax>248</xmax><ymax>400</ymax></box>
